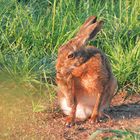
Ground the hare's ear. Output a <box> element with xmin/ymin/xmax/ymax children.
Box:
<box><xmin>77</xmin><ymin>16</ymin><xmax>97</xmax><ymax>35</ymax></box>
<box><xmin>76</xmin><ymin>20</ymin><xmax>103</xmax><ymax>46</ymax></box>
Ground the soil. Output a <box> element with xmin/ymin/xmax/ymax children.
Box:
<box><xmin>1</xmin><ymin>91</ymin><xmax>140</xmax><ymax>140</ymax></box>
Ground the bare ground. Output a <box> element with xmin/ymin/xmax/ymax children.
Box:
<box><xmin>0</xmin><ymin>90</ymin><xmax>140</xmax><ymax>140</ymax></box>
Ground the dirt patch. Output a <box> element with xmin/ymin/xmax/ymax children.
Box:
<box><xmin>1</xmin><ymin>91</ymin><xmax>140</xmax><ymax>140</ymax></box>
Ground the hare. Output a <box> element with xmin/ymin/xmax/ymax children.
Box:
<box><xmin>56</xmin><ymin>16</ymin><xmax>117</xmax><ymax>127</ymax></box>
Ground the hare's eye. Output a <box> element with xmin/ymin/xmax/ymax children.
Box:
<box><xmin>67</xmin><ymin>53</ymin><xmax>75</xmax><ymax>59</ymax></box>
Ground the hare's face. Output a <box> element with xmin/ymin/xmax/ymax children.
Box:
<box><xmin>58</xmin><ymin>48</ymin><xmax>90</xmax><ymax>76</ymax></box>
<box><xmin>59</xmin><ymin>51</ymin><xmax>86</xmax><ymax>76</ymax></box>
<box><xmin>56</xmin><ymin>38</ymin><xmax>84</xmax><ymax>74</ymax></box>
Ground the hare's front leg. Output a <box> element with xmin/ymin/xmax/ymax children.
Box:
<box><xmin>90</xmin><ymin>91</ymin><xmax>103</xmax><ymax>123</ymax></box>
<box><xmin>64</xmin><ymin>75</ymin><xmax>77</xmax><ymax>127</ymax></box>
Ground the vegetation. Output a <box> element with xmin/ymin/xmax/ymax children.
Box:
<box><xmin>0</xmin><ymin>0</ymin><xmax>140</xmax><ymax>93</ymax></box>
<box><xmin>89</xmin><ymin>129</ymin><xmax>140</xmax><ymax>140</ymax></box>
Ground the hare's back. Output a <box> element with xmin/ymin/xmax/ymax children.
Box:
<box><xmin>72</xmin><ymin>47</ymin><xmax>111</xmax><ymax>94</ymax></box>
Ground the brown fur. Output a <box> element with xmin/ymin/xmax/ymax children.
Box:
<box><xmin>56</xmin><ymin>16</ymin><xmax>117</xmax><ymax>127</ymax></box>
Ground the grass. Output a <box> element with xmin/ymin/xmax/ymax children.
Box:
<box><xmin>0</xmin><ymin>0</ymin><xmax>140</xmax><ymax>90</ymax></box>
<box><xmin>0</xmin><ymin>0</ymin><xmax>139</xmax><ymax>93</ymax></box>
<box><xmin>89</xmin><ymin>129</ymin><xmax>140</xmax><ymax>140</ymax></box>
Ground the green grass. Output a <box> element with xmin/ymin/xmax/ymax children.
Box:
<box><xmin>89</xmin><ymin>129</ymin><xmax>140</xmax><ymax>140</ymax></box>
<box><xmin>0</xmin><ymin>0</ymin><xmax>140</xmax><ymax>90</ymax></box>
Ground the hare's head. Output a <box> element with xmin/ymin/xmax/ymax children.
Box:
<box><xmin>56</xmin><ymin>16</ymin><xmax>103</xmax><ymax>71</ymax></box>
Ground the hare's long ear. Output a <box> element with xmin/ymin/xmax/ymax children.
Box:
<box><xmin>77</xmin><ymin>16</ymin><xmax>97</xmax><ymax>36</ymax></box>
<box><xmin>76</xmin><ymin>20</ymin><xmax>103</xmax><ymax>46</ymax></box>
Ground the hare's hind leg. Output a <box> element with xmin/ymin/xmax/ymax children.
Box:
<box><xmin>89</xmin><ymin>77</ymin><xmax>117</xmax><ymax>123</ymax></box>
<box><xmin>97</xmin><ymin>77</ymin><xmax>118</xmax><ymax>121</ymax></box>
<box><xmin>108</xmin><ymin>77</ymin><xmax>117</xmax><ymax>105</ymax></box>
<box><xmin>104</xmin><ymin>76</ymin><xmax>118</xmax><ymax>108</ymax></box>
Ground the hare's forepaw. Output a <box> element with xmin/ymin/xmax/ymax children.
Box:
<box><xmin>89</xmin><ymin>112</ymin><xmax>111</xmax><ymax>124</ymax></box>
<box><xmin>89</xmin><ymin>113</ymin><xmax>99</xmax><ymax>124</ymax></box>
<box><xmin>65</xmin><ymin>116</ymin><xmax>75</xmax><ymax>128</ymax></box>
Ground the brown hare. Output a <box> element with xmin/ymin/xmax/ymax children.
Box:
<box><xmin>56</xmin><ymin>16</ymin><xmax>117</xmax><ymax>127</ymax></box>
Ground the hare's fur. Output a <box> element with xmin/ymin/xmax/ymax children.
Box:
<box><xmin>58</xmin><ymin>46</ymin><xmax>117</xmax><ymax>120</ymax></box>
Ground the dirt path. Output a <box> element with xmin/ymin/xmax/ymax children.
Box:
<box><xmin>0</xmin><ymin>90</ymin><xmax>140</xmax><ymax>140</ymax></box>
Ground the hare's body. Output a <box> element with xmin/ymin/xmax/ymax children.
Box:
<box><xmin>57</xmin><ymin>46</ymin><xmax>117</xmax><ymax>120</ymax></box>
<box><xmin>56</xmin><ymin>16</ymin><xmax>117</xmax><ymax>126</ymax></box>
<box><xmin>59</xmin><ymin>74</ymin><xmax>117</xmax><ymax>120</ymax></box>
